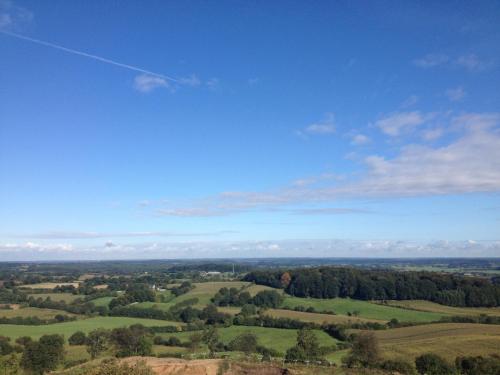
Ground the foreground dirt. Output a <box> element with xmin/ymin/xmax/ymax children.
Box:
<box><xmin>121</xmin><ymin>357</ymin><xmax>292</xmax><ymax>375</ymax></box>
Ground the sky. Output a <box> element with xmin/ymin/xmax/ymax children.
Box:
<box><xmin>1</xmin><ymin>0</ymin><xmax>500</xmax><ymax>260</ymax></box>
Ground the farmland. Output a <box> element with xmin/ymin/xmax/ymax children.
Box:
<box><xmin>159</xmin><ymin>326</ymin><xmax>338</xmax><ymax>355</ymax></box>
<box><xmin>0</xmin><ymin>316</ymin><xmax>182</xmax><ymax>340</ymax></box>
<box><xmin>1</xmin><ymin>260</ymin><xmax>500</xmax><ymax>374</ymax></box>
<box><xmin>281</xmin><ymin>296</ymin><xmax>446</xmax><ymax>322</ymax></box>
<box><xmin>374</xmin><ymin>323</ymin><xmax>500</xmax><ymax>361</ymax></box>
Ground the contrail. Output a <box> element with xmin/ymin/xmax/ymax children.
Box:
<box><xmin>0</xmin><ymin>30</ymin><xmax>180</xmax><ymax>83</ymax></box>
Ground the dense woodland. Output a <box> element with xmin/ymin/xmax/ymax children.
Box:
<box><xmin>244</xmin><ymin>267</ymin><xmax>500</xmax><ymax>307</ymax></box>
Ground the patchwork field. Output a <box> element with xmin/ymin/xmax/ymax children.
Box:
<box><xmin>168</xmin><ymin>281</ymin><xmax>250</xmax><ymax>307</ymax></box>
<box><xmin>28</xmin><ymin>292</ymin><xmax>81</xmax><ymax>303</ymax></box>
<box><xmin>265</xmin><ymin>308</ymin><xmax>384</xmax><ymax>324</ymax></box>
<box><xmin>160</xmin><ymin>325</ymin><xmax>338</xmax><ymax>354</ymax></box>
<box><xmin>22</xmin><ymin>282</ymin><xmax>80</xmax><ymax>289</ymax></box>
<box><xmin>0</xmin><ymin>306</ymin><xmax>75</xmax><ymax>319</ymax></box>
<box><xmin>0</xmin><ymin>316</ymin><xmax>183</xmax><ymax>340</ymax></box>
<box><xmin>281</xmin><ymin>296</ymin><xmax>445</xmax><ymax>322</ymax></box>
<box><xmin>374</xmin><ymin>323</ymin><xmax>500</xmax><ymax>361</ymax></box>
<box><xmin>380</xmin><ymin>300</ymin><xmax>500</xmax><ymax>317</ymax></box>
<box><xmin>90</xmin><ymin>296</ymin><xmax>114</xmax><ymax>307</ymax></box>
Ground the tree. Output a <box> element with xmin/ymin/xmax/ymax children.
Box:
<box><xmin>110</xmin><ymin>326</ymin><xmax>152</xmax><ymax>357</ymax></box>
<box><xmin>202</xmin><ymin>326</ymin><xmax>219</xmax><ymax>355</ymax></box>
<box><xmin>344</xmin><ymin>332</ymin><xmax>380</xmax><ymax>367</ymax></box>
<box><xmin>228</xmin><ymin>333</ymin><xmax>258</xmax><ymax>355</ymax></box>
<box><xmin>21</xmin><ymin>335</ymin><xmax>64</xmax><ymax>375</ymax></box>
<box><xmin>280</xmin><ymin>272</ymin><xmax>292</xmax><ymax>288</ymax></box>
<box><xmin>252</xmin><ymin>290</ymin><xmax>283</xmax><ymax>308</ymax></box>
<box><xmin>68</xmin><ymin>331</ymin><xmax>87</xmax><ymax>345</ymax></box>
<box><xmin>285</xmin><ymin>328</ymin><xmax>322</xmax><ymax>362</ymax></box>
<box><xmin>86</xmin><ymin>329</ymin><xmax>109</xmax><ymax>359</ymax></box>
<box><xmin>0</xmin><ymin>354</ymin><xmax>19</xmax><ymax>375</ymax></box>
<box><xmin>188</xmin><ymin>332</ymin><xmax>203</xmax><ymax>353</ymax></box>
<box><xmin>415</xmin><ymin>353</ymin><xmax>454</xmax><ymax>375</ymax></box>
<box><xmin>0</xmin><ymin>336</ymin><xmax>14</xmax><ymax>356</ymax></box>
<box><xmin>240</xmin><ymin>304</ymin><xmax>257</xmax><ymax>317</ymax></box>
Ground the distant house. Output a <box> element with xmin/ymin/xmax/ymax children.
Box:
<box><xmin>200</xmin><ymin>271</ymin><xmax>222</xmax><ymax>277</ymax></box>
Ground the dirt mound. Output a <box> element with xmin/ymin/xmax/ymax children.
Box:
<box><xmin>121</xmin><ymin>357</ymin><xmax>292</xmax><ymax>375</ymax></box>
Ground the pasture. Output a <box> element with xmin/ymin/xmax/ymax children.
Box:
<box><xmin>28</xmin><ymin>293</ymin><xmax>81</xmax><ymax>303</ymax></box>
<box><xmin>0</xmin><ymin>307</ymin><xmax>75</xmax><ymax>319</ymax></box>
<box><xmin>0</xmin><ymin>316</ymin><xmax>182</xmax><ymax>340</ymax></box>
<box><xmin>374</xmin><ymin>323</ymin><xmax>500</xmax><ymax>361</ymax></box>
<box><xmin>161</xmin><ymin>325</ymin><xmax>338</xmax><ymax>354</ymax></box>
<box><xmin>381</xmin><ymin>299</ymin><xmax>500</xmax><ymax>317</ymax></box>
<box><xmin>166</xmin><ymin>281</ymin><xmax>250</xmax><ymax>307</ymax></box>
<box><xmin>265</xmin><ymin>308</ymin><xmax>384</xmax><ymax>324</ymax></box>
<box><xmin>89</xmin><ymin>296</ymin><xmax>114</xmax><ymax>307</ymax></box>
<box><xmin>281</xmin><ymin>296</ymin><xmax>445</xmax><ymax>322</ymax></box>
<box><xmin>22</xmin><ymin>282</ymin><xmax>80</xmax><ymax>289</ymax></box>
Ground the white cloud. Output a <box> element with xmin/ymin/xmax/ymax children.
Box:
<box><xmin>401</xmin><ymin>95</ymin><xmax>418</xmax><ymax>108</ymax></box>
<box><xmin>206</xmin><ymin>78</ymin><xmax>219</xmax><ymax>89</ymax></box>
<box><xmin>133</xmin><ymin>74</ymin><xmax>169</xmax><ymax>92</ymax></box>
<box><xmin>302</xmin><ymin>113</ymin><xmax>336</xmax><ymax>135</ymax></box>
<box><xmin>351</xmin><ymin>134</ymin><xmax>371</xmax><ymax>145</ymax></box>
<box><xmin>445</xmin><ymin>86</ymin><xmax>466</xmax><ymax>102</ymax></box>
<box><xmin>152</xmin><ymin>112</ymin><xmax>500</xmax><ymax>217</ymax></box>
<box><xmin>375</xmin><ymin>111</ymin><xmax>427</xmax><ymax>136</ymax></box>
<box><xmin>455</xmin><ymin>54</ymin><xmax>490</xmax><ymax>71</ymax></box>
<box><xmin>421</xmin><ymin>128</ymin><xmax>444</xmax><ymax>141</ymax></box>
<box><xmin>0</xmin><ymin>0</ymin><xmax>33</xmax><ymax>31</ymax></box>
<box><xmin>414</xmin><ymin>53</ymin><xmax>492</xmax><ymax>71</ymax></box>
<box><xmin>413</xmin><ymin>54</ymin><xmax>449</xmax><ymax>68</ymax></box>
<box><xmin>0</xmin><ymin>239</ymin><xmax>499</xmax><ymax>260</ymax></box>
<box><xmin>179</xmin><ymin>74</ymin><xmax>201</xmax><ymax>87</ymax></box>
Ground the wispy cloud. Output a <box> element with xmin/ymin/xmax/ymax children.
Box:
<box><xmin>298</xmin><ymin>113</ymin><xmax>336</xmax><ymax>136</ymax></box>
<box><xmin>375</xmin><ymin>111</ymin><xmax>428</xmax><ymax>136</ymax></box>
<box><xmin>413</xmin><ymin>53</ymin><xmax>493</xmax><ymax>71</ymax></box>
<box><xmin>351</xmin><ymin>134</ymin><xmax>371</xmax><ymax>145</ymax></box>
<box><xmin>292</xmin><ymin>207</ymin><xmax>372</xmax><ymax>215</ymax></box>
<box><xmin>413</xmin><ymin>54</ymin><xmax>449</xmax><ymax>68</ymax></box>
<box><xmin>152</xmin><ymin>112</ymin><xmax>500</xmax><ymax>217</ymax></box>
<box><xmin>1</xmin><ymin>239</ymin><xmax>499</xmax><ymax>260</ymax></box>
<box><xmin>134</xmin><ymin>74</ymin><xmax>170</xmax><ymax>93</ymax></box>
<box><xmin>5</xmin><ymin>230</ymin><xmax>237</xmax><ymax>239</ymax></box>
<box><xmin>0</xmin><ymin>0</ymin><xmax>33</xmax><ymax>31</ymax></box>
<box><xmin>445</xmin><ymin>86</ymin><xmax>466</xmax><ymax>102</ymax></box>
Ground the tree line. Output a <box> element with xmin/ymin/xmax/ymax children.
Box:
<box><xmin>244</xmin><ymin>267</ymin><xmax>500</xmax><ymax>307</ymax></box>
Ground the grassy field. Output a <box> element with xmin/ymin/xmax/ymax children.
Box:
<box><xmin>90</xmin><ymin>296</ymin><xmax>114</xmax><ymax>307</ymax></box>
<box><xmin>374</xmin><ymin>323</ymin><xmax>500</xmax><ymax>361</ymax></box>
<box><xmin>0</xmin><ymin>316</ymin><xmax>183</xmax><ymax>340</ymax></box>
<box><xmin>28</xmin><ymin>293</ymin><xmax>81</xmax><ymax>303</ymax></box>
<box><xmin>380</xmin><ymin>300</ymin><xmax>500</xmax><ymax>317</ymax></box>
<box><xmin>0</xmin><ymin>307</ymin><xmax>75</xmax><ymax>319</ymax></box>
<box><xmin>160</xmin><ymin>325</ymin><xmax>338</xmax><ymax>355</ymax></box>
<box><xmin>174</xmin><ymin>281</ymin><xmax>250</xmax><ymax>306</ymax></box>
<box><xmin>281</xmin><ymin>296</ymin><xmax>445</xmax><ymax>323</ymax></box>
<box><xmin>244</xmin><ymin>284</ymin><xmax>282</xmax><ymax>296</ymax></box>
<box><xmin>265</xmin><ymin>308</ymin><xmax>384</xmax><ymax>324</ymax></box>
<box><xmin>22</xmin><ymin>282</ymin><xmax>80</xmax><ymax>289</ymax></box>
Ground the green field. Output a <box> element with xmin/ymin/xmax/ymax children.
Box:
<box><xmin>160</xmin><ymin>325</ymin><xmax>338</xmax><ymax>355</ymax></box>
<box><xmin>22</xmin><ymin>282</ymin><xmax>80</xmax><ymax>289</ymax></box>
<box><xmin>265</xmin><ymin>308</ymin><xmax>383</xmax><ymax>324</ymax></box>
<box><xmin>0</xmin><ymin>307</ymin><xmax>75</xmax><ymax>319</ymax></box>
<box><xmin>0</xmin><ymin>316</ymin><xmax>183</xmax><ymax>340</ymax></box>
<box><xmin>173</xmin><ymin>281</ymin><xmax>250</xmax><ymax>306</ymax></box>
<box><xmin>374</xmin><ymin>323</ymin><xmax>500</xmax><ymax>361</ymax></box>
<box><xmin>281</xmin><ymin>296</ymin><xmax>445</xmax><ymax>322</ymax></box>
<box><xmin>28</xmin><ymin>293</ymin><xmax>81</xmax><ymax>303</ymax></box>
<box><xmin>380</xmin><ymin>300</ymin><xmax>500</xmax><ymax>317</ymax></box>
<box><xmin>89</xmin><ymin>296</ymin><xmax>114</xmax><ymax>307</ymax></box>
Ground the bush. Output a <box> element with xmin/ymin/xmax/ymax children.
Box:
<box><xmin>380</xmin><ymin>359</ymin><xmax>416</xmax><ymax>374</ymax></box>
<box><xmin>68</xmin><ymin>331</ymin><xmax>87</xmax><ymax>345</ymax></box>
<box><xmin>415</xmin><ymin>353</ymin><xmax>455</xmax><ymax>375</ymax></box>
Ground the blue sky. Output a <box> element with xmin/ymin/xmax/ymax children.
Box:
<box><xmin>1</xmin><ymin>0</ymin><xmax>500</xmax><ymax>259</ymax></box>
